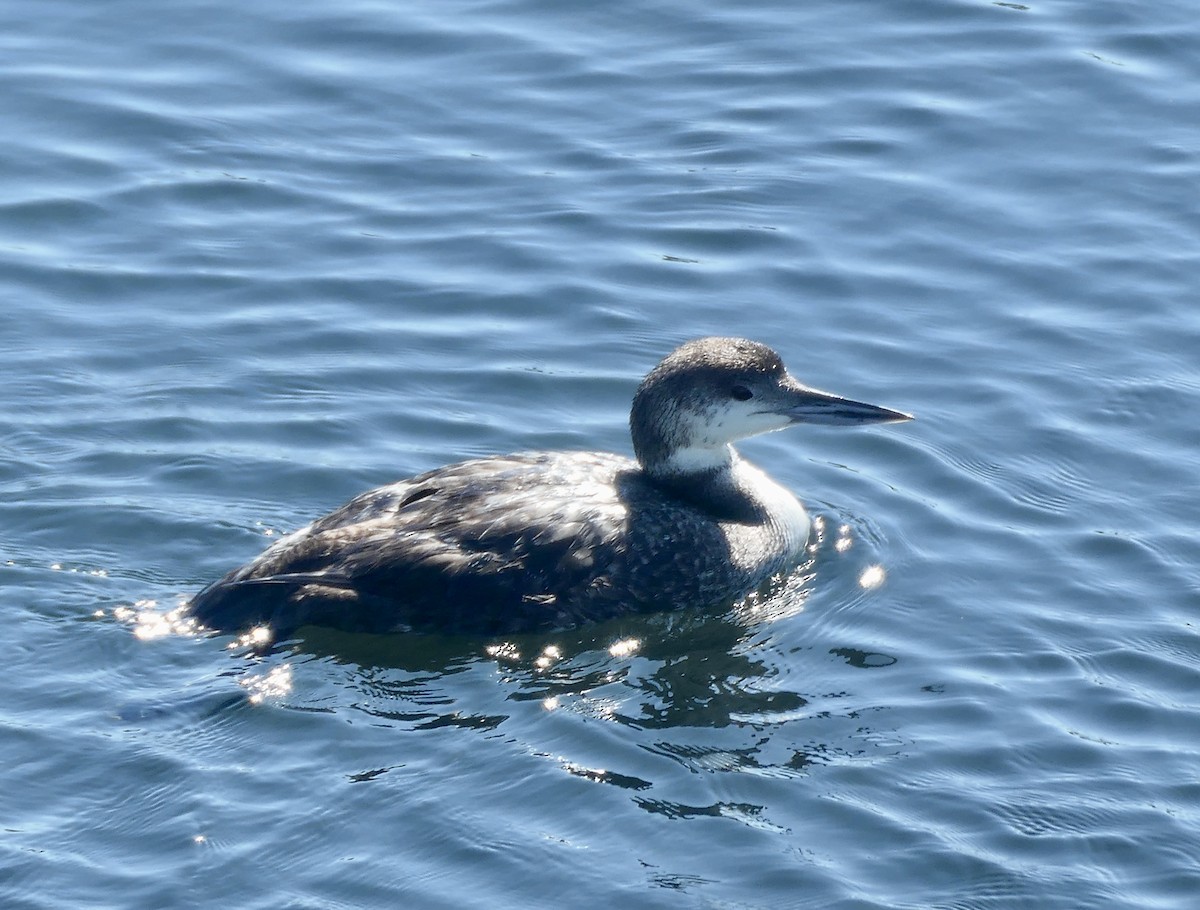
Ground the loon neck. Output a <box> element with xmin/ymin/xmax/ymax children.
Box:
<box><xmin>642</xmin><ymin>445</ymin><xmax>765</xmax><ymax>523</ymax></box>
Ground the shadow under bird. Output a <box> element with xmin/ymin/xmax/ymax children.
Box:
<box><xmin>188</xmin><ymin>337</ymin><xmax>911</xmax><ymax>638</ymax></box>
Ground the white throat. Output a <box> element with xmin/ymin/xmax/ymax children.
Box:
<box><xmin>659</xmin><ymin>442</ymin><xmax>736</xmax><ymax>476</ymax></box>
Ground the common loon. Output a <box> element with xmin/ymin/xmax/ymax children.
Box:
<box><xmin>188</xmin><ymin>337</ymin><xmax>910</xmax><ymax>638</ymax></box>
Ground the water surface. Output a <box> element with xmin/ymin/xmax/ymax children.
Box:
<box><xmin>3</xmin><ymin>1</ymin><xmax>1199</xmax><ymax>907</ymax></box>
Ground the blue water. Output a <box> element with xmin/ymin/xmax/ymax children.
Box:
<box><xmin>3</xmin><ymin>0</ymin><xmax>1198</xmax><ymax>907</ymax></box>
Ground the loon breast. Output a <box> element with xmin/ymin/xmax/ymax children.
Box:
<box><xmin>721</xmin><ymin>457</ymin><xmax>811</xmax><ymax>573</ymax></box>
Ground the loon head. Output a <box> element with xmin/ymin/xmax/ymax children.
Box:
<box><xmin>629</xmin><ymin>337</ymin><xmax>911</xmax><ymax>478</ymax></box>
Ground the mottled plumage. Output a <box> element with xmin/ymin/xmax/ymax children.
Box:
<box><xmin>188</xmin><ymin>337</ymin><xmax>910</xmax><ymax>637</ymax></box>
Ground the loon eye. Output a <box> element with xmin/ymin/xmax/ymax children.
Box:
<box><xmin>730</xmin><ymin>384</ymin><xmax>754</xmax><ymax>402</ymax></box>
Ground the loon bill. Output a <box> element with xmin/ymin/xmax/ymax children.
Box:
<box><xmin>187</xmin><ymin>337</ymin><xmax>911</xmax><ymax>638</ymax></box>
